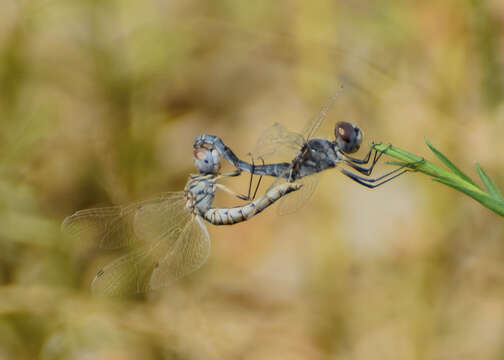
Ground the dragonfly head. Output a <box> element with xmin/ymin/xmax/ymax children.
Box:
<box><xmin>334</xmin><ymin>122</ymin><xmax>363</xmax><ymax>154</ymax></box>
<box><xmin>193</xmin><ymin>144</ymin><xmax>222</xmax><ymax>174</ymax></box>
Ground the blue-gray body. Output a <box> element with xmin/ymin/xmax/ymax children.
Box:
<box><xmin>185</xmin><ymin>173</ymin><xmax>301</xmax><ymax>225</ymax></box>
<box><xmin>194</xmin><ymin>134</ymin><xmax>341</xmax><ymax>181</ymax></box>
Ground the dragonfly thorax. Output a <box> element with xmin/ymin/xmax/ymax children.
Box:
<box><xmin>184</xmin><ymin>175</ymin><xmax>216</xmax><ymax>216</ymax></box>
<box><xmin>289</xmin><ymin>138</ymin><xmax>339</xmax><ymax>181</ymax></box>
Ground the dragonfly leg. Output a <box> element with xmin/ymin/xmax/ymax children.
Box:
<box><xmin>217</xmin><ymin>153</ymin><xmax>265</xmax><ymax>201</ymax></box>
<box><xmin>342</xmin><ymin>144</ymin><xmax>375</xmax><ymax>164</ymax></box>
<box><xmin>241</xmin><ymin>154</ymin><xmax>264</xmax><ymax>201</ymax></box>
<box><xmin>339</xmin><ymin>159</ymin><xmax>422</xmax><ymax>189</ymax></box>
<box><xmin>216</xmin><ymin>184</ymin><xmax>251</xmax><ymax>201</ymax></box>
<box><xmin>246</xmin><ymin>154</ymin><xmax>255</xmax><ymax>200</ymax></box>
<box><xmin>251</xmin><ymin>156</ymin><xmax>265</xmax><ymax>201</ymax></box>
<box><xmin>342</xmin><ymin>148</ymin><xmax>384</xmax><ymax>175</ymax></box>
<box><xmin>342</xmin><ymin>142</ymin><xmax>392</xmax><ymax>165</ymax></box>
<box><xmin>220</xmin><ymin>169</ymin><xmax>242</xmax><ymax>177</ymax></box>
<box><xmin>219</xmin><ymin>169</ymin><xmax>255</xmax><ymax>200</ymax></box>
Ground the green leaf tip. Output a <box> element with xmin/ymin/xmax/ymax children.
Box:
<box><xmin>425</xmin><ymin>139</ymin><xmax>480</xmax><ymax>189</ymax></box>
<box><xmin>475</xmin><ymin>163</ymin><xmax>504</xmax><ymax>201</ymax></box>
<box><xmin>432</xmin><ymin>177</ymin><xmax>504</xmax><ymax>217</ymax></box>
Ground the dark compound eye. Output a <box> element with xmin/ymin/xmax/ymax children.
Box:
<box><xmin>334</xmin><ymin>122</ymin><xmax>363</xmax><ymax>154</ymax></box>
<box><xmin>335</xmin><ymin>122</ymin><xmax>355</xmax><ymax>143</ymax></box>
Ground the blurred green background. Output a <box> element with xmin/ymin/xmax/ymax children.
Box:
<box><xmin>1</xmin><ymin>0</ymin><xmax>504</xmax><ymax>359</ymax></box>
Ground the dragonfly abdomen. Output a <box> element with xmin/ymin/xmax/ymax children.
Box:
<box><xmin>203</xmin><ymin>182</ymin><xmax>302</xmax><ymax>225</ymax></box>
<box><xmin>248</xmin><ymin>163</ymin><xmax>291</xmax><ymax>178</ymax></box>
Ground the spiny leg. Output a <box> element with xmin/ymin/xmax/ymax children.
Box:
<box><xmin>216</xmin><ymin>168</ymin><xmax>252</xmax><ymax>201</ymax></box>
<box><xmin>220</xmin><ymin>169</ymin><xmax>242</xmax><ymax>177</ymax></box>
<box><xmin>339</xmin><ymin>160</ymin><xmax>422</xmax><ymax>189</ymax></box>
<box><xmin>342</xmin><ymin>142</ymin><xmax>392</xmax><ymax>166</ymax></box>
<box><xmin>342</xmin><ymin>148</ymin><xmax>384</xmax><ymax>175</ymax></box>
<box><xmin>236</xmin><ymin>154</ymin><xmax>264</xmax><ymax>201</ymax></box>
<box><xmin>216</xmin><ymin>183</ymin><xmax>252</xmax><ymax>201</ymax></box>
<box><xmin>218</xmin><ymin>167</ymin><xmax>258</xmax><ymax>201</ymax></box>
<box><xmin>340</xmin><ymin>168</ymin><xmax>409</xmax><ymax>189</ymax></box>
<box><xmin>251</xmin><ymin>156</ymin><xmax>265</xmax><ymax>201</ymax></box>
<box><xmin>341</xmin><ymin>142</ymin><xmax>390</xmax><ymax>166</ymax></box>
<box><xmin>341</xmin><ymin>144</ymin><xmax>376</xmax><ymax>164</ymax></box>
<box><xmin>216</xmin><ymin>169</ymin><xmax>256</xmax><ymax>200</ymax></box>
<box><xmin>244</xmin><ymin>153</ymin><xmax>255</xmax><ymax>200</ymax></box>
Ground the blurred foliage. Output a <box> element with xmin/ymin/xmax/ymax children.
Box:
<box><xmin>1</xmin><ymin>0</ymin><xmax>504</xmax><ymax>359</ymax></box>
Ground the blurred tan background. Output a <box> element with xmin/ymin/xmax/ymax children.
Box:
<box><xmin>1</xmin><ymin>0</ymin><xmax>504</xmax><ymax>359</ymax></box>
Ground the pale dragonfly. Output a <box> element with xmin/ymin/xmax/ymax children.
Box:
<box><xmin>61</xmin><ymin>141</ymin><xmax>301</xmax><ymax>296</ymax></box>
<box><xmin>196</xmin><ymin>93</ymin><xmax>416</xmax><ymax>215</ymax></box>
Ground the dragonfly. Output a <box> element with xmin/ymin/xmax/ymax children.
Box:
<box><xmin>61</xmin><ymin>141</ymin><xmax>302</xmax><ymax>296</ymax></box>
<box><xmin>195</xmin><ymin>93</ymin><xmax>417</xmax><ymax>214</ymax></box>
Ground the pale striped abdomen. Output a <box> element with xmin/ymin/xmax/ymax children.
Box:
<box><xmin>203</xmin><ymin>182</ymin><xmax>302</xmax><ymax>225</ymax></box>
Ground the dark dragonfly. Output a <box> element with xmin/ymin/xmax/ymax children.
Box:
<box><xmin>195</xmin><ymin>94</ymin><xmax>415</xmax><ymax>214</ymax></box>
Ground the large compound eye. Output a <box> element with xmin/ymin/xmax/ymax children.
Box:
<box><xmin>193</xmin><ymin>148</ymin><xmax>207</xmax><ymax>160</ymax></box>
<box><xmin>193</xmin><ymin>146</ymin><xmax>221</xmax><ymax>174</ymax></box>
<box><xmin>335</xmin><ymin>122</ymin><xmax>354</xmax><ymax>143</ymax></box>
<box><xmin>334</xmin><ymin>122</ymin><xmax>363</xmax><ymax>154</ymax></box>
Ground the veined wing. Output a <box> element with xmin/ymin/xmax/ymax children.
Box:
<box><xmin>264</xmin><ymin>172</ymin><xmax>320</xmax><ymax>216</ymax></box>
<box><xmin>253</xmin><ymin>121</ymin><xmax>321</xmax><ymax>215</ymax></box>
<box><xmin>272</xmin><ymin>91</ymin><xmax>342</xmax><ymax>213</ymax></box>
<box><xmin>91</xmin><ymin>246</ymin><xmax>155</xmax><ymax>296</ymax></box>
<box><xmin>301</xmin><ymin>87</ymin><xmax>343</xmax><ymax>141</ymax></box>
<box><xmin>150</xmin><ymin>215</ymin><xmax>210</xmax><ymax>290</ymax></box>
<box><xmin>252</xmin><ymin>122</ymin><xmax>305</xmax><ymax>161</ymax></box>
<box><xmin>252</xmin><ymin>88</ymin><xmax>343</xmax><ymax>163</ymax></box>
<box><xmin>133</xmin><ymin>193</ymin><xmax>191</xmax><ymax>244</ymax></box>
<box><xmin>61</xmin><ymin>192</ymin><xmax>187</xmax><ymax>249</ymax></box>
<box><xmin>90</xmin><ymin>195</ymin><xmax>201</xmax><ymax>296</ymax></box>
<box><xmin>251</xmin><ymin>91</ymin><xmax>342</xmax><ymax>214</ymax></box>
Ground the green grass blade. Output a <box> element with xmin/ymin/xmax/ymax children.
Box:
<box><xmin>475</xmin><ymin>163</ymin><xmax>504</xmax><ymax>201</ymax></box>
<box><xmin>385</xmin><ymin>161</ymin><xmax>411</xmax><ymax>167</ymax></box>
<box><xmin>374</xmin><ymin>142</ymin><xmax>502</xmax><ymax>216</ymax></box>
<box><xmin>425</xmin><ymin>139</ymin><xmax>480</xmax><ymax>188</ymax></box>
<box><xmin>432</xmin><ymin>177</ymin><xmax>504</xmax><ymax>216</ymax></box>
<box><xmin>374</xmin><ymin>143</ymin><xmax>482</xmax><ymax>193</ymax></box>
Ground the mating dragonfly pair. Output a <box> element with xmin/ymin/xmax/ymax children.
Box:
<box><xmin>62</xmin><ymin>96</ymin><xmax>415</xmax><ymax>296</ymax></box>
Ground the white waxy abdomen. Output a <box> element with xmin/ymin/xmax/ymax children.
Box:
<box><xmin>203</xmin><ymin>182</ymin><xmax>302</xmax><ymax>225</ymax></box>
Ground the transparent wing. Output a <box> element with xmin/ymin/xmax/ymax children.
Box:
<box><xmin>252</xmin><ymin>122</ymin><xmax>305</xmax><ymax>161</ymax></box>
<box><xmin>301</xmin><ymin>88</ymin><xmax>343</xmax><ymax>140</ymax></box>
<box><xmin>61</xmin><ymin>192</ymin><xmax>187</xmax><ymax>249</ymax></box>
<box><xmin>252</xmin><ymin>121</ymin><xmax>322</xmax><ymax>215</ymax></box>
<box><xmin>250</xmin><ymin>92</ymin><xmax>341</xmax><ymax>213</ymax></box>
<box><xmin>133</xmin><ymin>194</ymin><xmax>191</xmax><ymax>243</ymax></box>
<box><xmin>276</xmin><ymin>173</ymin><xmax>321</xmax><ymax>215</ymax></box>
<box><xmin>91</xmin><ymin>247</ymin><xmax>155</xmax><ymax>296</ymax></box>
<box><xmin>149</xmin><ymin>215</ymin><xmax>210</xmax><ymax>290</ymax></box>
<box><xmin>90</xmin><ymin>198</ymin><xmax>197</xmax><ymax>296</ymax></box>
